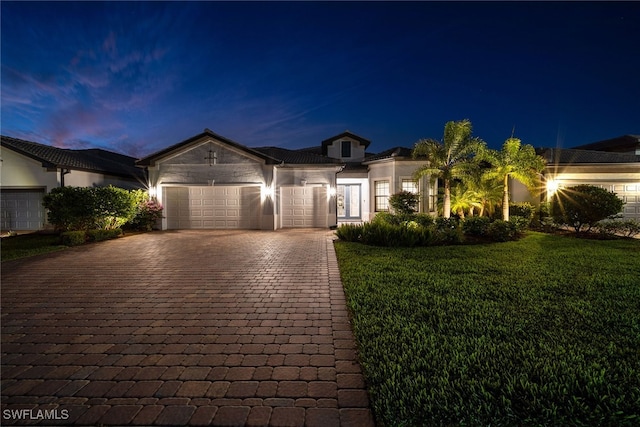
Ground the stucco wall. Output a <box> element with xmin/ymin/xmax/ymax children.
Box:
<box><xmin>0</xmin><ymin>148</ymin><xmax>58</xmax><ymax>190</ymax></box>
<box><xmin>326</xmin><ymin>138</ymin><xmax>366</xmax><ymax>161</ymax></box>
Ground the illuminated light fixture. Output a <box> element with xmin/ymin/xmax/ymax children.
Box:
<box><xmin>546</xmin><ymin>178</ymin><xmax>559</xmax><ymax>194</ymax></box>
<box><xmin>262</xmin><ymin>184</ymin><xmax>274</xmax><ymax>199</ymax></box>
<box><xmin>148</xmin><ymin>186</ymin><xmax>157</xmax><ymax>197</ymax></box>
<box><xmin>328</xmin><ymin>186</ymin><xmax>337</xmax><ymax>197</ymax></box>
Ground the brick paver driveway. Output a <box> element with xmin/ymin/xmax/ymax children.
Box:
<box><xmin>1</xmin><ymin>230</ymin><xmax>374</xmax><ymax>426</ymax></box>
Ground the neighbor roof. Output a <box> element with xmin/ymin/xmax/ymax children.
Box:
<box><xmin>539</xmin><ymin>147</ymin><xmax>640</xmax><ymax>164</ymax></box>
<box><xmin>571</xmin><ymin>134</ymin><xmax>640</xmax><ymax>153</ymax></box>
<box><xmin>1</xmin><ymin>135</ymin><xmax>144</xmax><ymax>180</ymax></box>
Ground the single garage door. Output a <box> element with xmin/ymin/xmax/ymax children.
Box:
<box><xmin>164</xmin><ymin>186</ymin><xmax>260</xmax><ymax>229</ymax></box>
<box><xmin>0</xmin><ymin>188</ymin><xmax>46</xmax><ymax>231</ymax></box>
<box><xmin>611</xmin><ymin>183</ymin><xmax>640</xmax><ymax>220</ymax></box>
<box><xmin>281</xmin><ymin>186</ymin><xmax>327</xmax><ymax>228</ymax></box>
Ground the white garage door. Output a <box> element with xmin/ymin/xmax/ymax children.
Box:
<box><xmin>611</xmin><ymin>183</ymin><xmax>640</xmax><ymax>220</ymax></box>
<box><xmin>1</xmin><ymin>189</ymin><xmax>46</xmax><ymax>231</ymax></box>
<box><xmin>281</xmin><ymin>186</ymin><xmax>327</xmax><ymax>228</ymax></box>
<box><xmin>164</xmin><ymin>186</ymin><xmax>260</xmax><ymax>229</ymax></box>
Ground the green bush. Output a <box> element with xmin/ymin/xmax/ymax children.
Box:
<box><xmin>462</xmin><ymin>216</ymin><xmax>491</xmax><ymax>236</ymax></box>
<box><xmin>433</xmin><ymin>217</ymin><xmax>463</xmax><ymax>244</ymax></box>
<box><xmin>44</xmin><ymin>186</ymin><xmax>143</xmax><ymax>231</ymax></box>
<box><xmin>389</xmin><ymin>191</ymin><xmax>419</xmax><ymax>215</ymax></box>
<box><xmin>86</xmin><ymin>229</ymin><xmax>123</xmax><ymax>242</ymax></box>
<box><xmin>509</xmin><ymin>202</ymin><xmax>535</xmax><ymax>220</ymax></box>
<box><xmin>508</xmin><ymin>215</ymin><xmax>530</xmax><ymax>233</ymax></box>
<box><xmin>413</xmin><ymin>213</ymin><xmax>435</xmax><ymax>227</ymax></box>
<box><xmin>43</xmin><ymin>187</ymin><xmax>95</xmax><ymax>231</ymax></box>
<box><xmin>129</xmin><ymin>190</ymin><xmax>164</xmax><ymax>231</ymax></box>
<box><xmin>551</xmin><ymin>185</ymin><xmax>624</xmax><ymax>233</ymax></box>
<box><xmin>60</xmin><ymin>230</ymin><xmax>87</xmax><ymax>246</ymax></box>
<box><xmin>335</xmin><ymin>223</ymin><xmax>363</xmax><ymax>242</ymax></box>
<box><xmin>596</xmin><ymin>218</ymin><xmax>640</xmax><ymax>238</ymax></box>
<box><xmin>487</xmin><ymin>219</ymin><xmax>518</xmax><ymax>242</ymax></box>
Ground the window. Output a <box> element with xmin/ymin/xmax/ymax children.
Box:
<box><xmin>375</xmin><ymin>181</ymin><xmax>390</xmax><ymax>212</ymax></box>
<box><xmin>401</xmin><ymin>179</ymin><xmax>418</xmax><ymax>194</ymax></box>
<box><xmin>341</xmin><ymin>140</ymin><xmax>351</xmax><ymax>158</ymax></box>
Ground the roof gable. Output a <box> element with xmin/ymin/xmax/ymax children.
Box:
<box><xmin>136</xmin><ymin>129</ymin><xmax>279</xmax><ymax>167</ymax></box>
<box><xmin>321</xmin><ymin>131</ymin><xmax>371</xmax><ymax>155</ymax></box>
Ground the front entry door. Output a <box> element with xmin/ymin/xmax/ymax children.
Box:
<box><xmin>337</xmin><ymin>184</ymin><xmax>361</xmax><ymax>219</ymax></box>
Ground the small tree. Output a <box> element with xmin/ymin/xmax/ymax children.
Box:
<box><xmin>43</xmin><ymin>187</ymin><xmax>95</xmax><ymax>231</ymax></box>
<box><xmin>550</xmin><ymin>184</ymin><xmax>624</xmax><ymax>233</ymax></box>
<box><xmin>389</xmin><ymin>191</ymin><xmax>419</xmax><ymax>215</ymax></box>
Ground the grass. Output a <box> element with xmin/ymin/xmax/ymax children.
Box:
<box><xmin>1</xmin><ymin>233</ymin><xmax>67</xmax><ymax>261</ymax></box>
<box><xmin>335</xmin><ymin>232</ymin><xmax>640</xmax><ymax>426</ymax></box>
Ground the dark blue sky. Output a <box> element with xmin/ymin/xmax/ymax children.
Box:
<box><xmin>2</xmin><ymin>1</ymin><xmax>639</xmax><ymax>157</ymax></box>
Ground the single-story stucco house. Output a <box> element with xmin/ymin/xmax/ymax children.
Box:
<box><xmin>511</xmin><ymin>135</ymin><xmax>640</xmax><ymax>220</ymax></box>
<box><xmin>3</xmin><ymin>131</ymin><xmax>638</xmax><ymax>232</ymax></box>
<box><xmin>136</xmin><ymin>129</ymin><xmax>437</xmax><ymax>230</ymax></box>
<box><xmin>0</xmin><ymin>135</ymin><xmax>145</xmax><ymax>231</ymax></box>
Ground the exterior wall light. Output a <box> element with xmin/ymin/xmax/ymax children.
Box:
<box><xmin>546</xmin><ymin>178</ymin><xmax>559</xmax><ymax>195</ymax></box>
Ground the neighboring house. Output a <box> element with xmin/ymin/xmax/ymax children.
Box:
<box><xmin>136</xmin><ymin>129</ymin><xmax>437</xmax><ymax>230</ymax></box>
<box><xmin>1</xmin><ymin>135</ymin><xmax>145</xmax><ymax>231</ymax></box>
<box><xmin>511</xmin><ymin>135</ymin><xmax>640</xmax><ymax>220</ymax></box>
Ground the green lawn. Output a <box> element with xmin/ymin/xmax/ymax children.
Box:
<box><xmin>1</xmin><ymin>233</ymin><xmax>67</xmax><ymax>261</ymax></box>
<box><xmin>335</xmin><ymin>232</ymin><xmax>640</xmax><ymax>426</ymax></box>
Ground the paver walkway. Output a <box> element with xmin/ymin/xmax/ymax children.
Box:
<box><xmin>1</xmin><ymin>230</ymin><xmax>374</xmax><ymax>426</ymax></box>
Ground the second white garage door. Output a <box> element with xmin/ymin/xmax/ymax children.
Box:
<box><xmin>281</xmin><ymin>186</ymin><xmax>327</xmax><ymax>228</ymax></box>
<box><xmin>165</xmin><ymin>186</ymin><xmax>260</xmax><ymax>229</ymax></box>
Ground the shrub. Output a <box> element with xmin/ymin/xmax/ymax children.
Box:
<box><xmin>596</xmin><ymin>218</ymin><xmax>640</xmax><ymax>238</ymax></box>
<box><xmin>433</xmin><ymin>217</ymin><xmax>463</xmax><ymax>244</ymax></box>
<box><xmin>508</xmin><ymin>215</ymin><xmax>530</xmax><ymax>233</ymax></box>
<box><xmin>86</xmin><ymin>229</ymin><xmax>123</xmax><ymax>242</ymax></box>
<box><xmin>413</xmin><ymin>213</ymin><xmax>435</xmax><ymax>227</ymax></box>
<box><xmin>389</xmin><ymin>191</ymin><xmax>419</xmax><ymax>215</ymax></box>
<box><xmin>550</xmin><ymin>185</ymin><xmax>624</xmax><ymax>233</ymax></box>
<box><xmin>44</xmin><ymin>186</ymin><xmax>139</xmax><ymax>231</ymax></box>
<box><xmin>60</xmin><ymin>231</ymin><xmax>87</xmax><ymax>246</ymax></box>
<box><xmin>43</xmin><ymin>187</ymin><xmax>95</xmax><ymax>231</ymax></box>
<box><xmin>509</xmin><ymin>202</ymin><xmax>535</xmax><ymax>228</ymax></box>
<box><xmin>462</xmin><ymin>216</ymin><xmax>491</xmax><ymax>236</ymax></box>
<box><xmin>335</xmin><ymin>223</ymin><xmax>363</xmax><ymax>242</ymax></box>
<box><xmin>92</xmin><ymin>186</ymin><xmax>138</xmax><ymax>230</ymax></box>
<box><xmin>487</xmin><ymin>220</ymin><xmax>518</xmax><ymax>242</ymax></box>
<box><xmin>129</xmin><ymin>195</ymin><xmax>164</xmax><ymax>231</ymax></box>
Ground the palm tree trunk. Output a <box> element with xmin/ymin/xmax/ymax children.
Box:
<box><xmin>443</xmin><ymin>180</ymin><xmax>451</xmax><ymax>218</ymax></box>
<box><xmin>502</xmin><ymin>174</ymin><xmax>509</xmax><ymax>221</ymax></box>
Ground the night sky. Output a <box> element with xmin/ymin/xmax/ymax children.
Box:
<box><xmin>2</xmin><ymin>1</ymin><xmax>639</xmax><ymax>158</ymax></box>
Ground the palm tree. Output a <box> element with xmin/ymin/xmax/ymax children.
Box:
<box><xmin>449</xmin><ymin>182</ymin><xmax>482</xmax><ymax>219</ymax></box>
<box><xmin>471</xmin><ymin>175</ymin><xmax>504</xmax><ymax>217</ymax></box>
<box><xmin>479</xmin><ymin>137</ymin><xmax>546</xmax><ymax>221</ymax></box>
<box><xmin>412</xmin><ymin>120</ymin><xmax>484</xmax><ymax>218</ymax></box>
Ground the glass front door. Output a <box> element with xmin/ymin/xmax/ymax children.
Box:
<box><xmin>337</xmin><ymin>184</ymin><xmax>361</xmax><ymax>219</ymax></box>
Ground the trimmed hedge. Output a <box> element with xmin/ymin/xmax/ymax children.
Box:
<box><xmin>336</xmin><ymin>214</ymin><xmax>525</xmax><ymax>247</ymax></box>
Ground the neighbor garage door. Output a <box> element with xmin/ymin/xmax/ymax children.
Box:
<box><xmin>611</xmin><ymin>183</ymin><xmax>640</xmax><ymax>220</ymax></box>
<box><xmin>164</xmin><ymin>186</ymin><xmax>260</xmax><ymax>229</ymax></box>
<box><xmin>281</xmin><ymin>186</ymin><xmax>327</xmax><ymax>228</ymax></box>
<box><xmin>0</xmin><ymin>188</ymin><xmax>46</xmax><ymax>231</ymax></box>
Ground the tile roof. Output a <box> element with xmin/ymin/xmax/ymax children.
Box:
<box><xmin>1</xmin><ymin>135</ymin><xmax>145</xmax><ymax>180</ymax></box>
<box><xmin>571</xmin><ymin>134</ymin><xmax>640</xmax><ymax>153</ymax></box>
<box><xmin>253</xmin><ymin>146</ymin><xmax>344</xmax><ymax>165</ymax></box>
<box><xmin>539</xmin><ymin>147</ymin><xmax>640</xmax><ymax>164</ymax></box>
<box><xmin>363</xmin><ymin>146</ymin><xmax>415</xmax><ymax>162</ymax></box>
